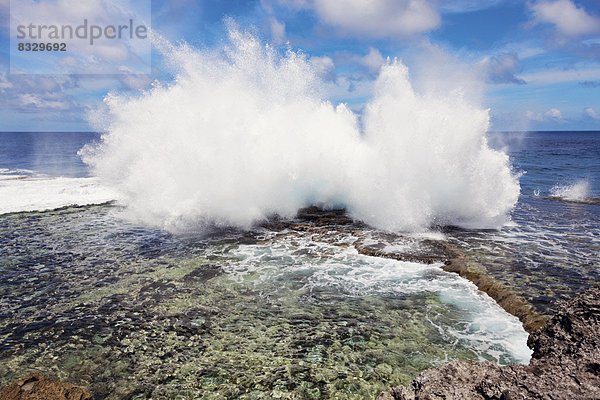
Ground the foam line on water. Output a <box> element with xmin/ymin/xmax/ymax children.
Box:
<box><xmin>0</xmin><ymin>176</ymin><xmax>118</xmax><ymax>214</ymax></box>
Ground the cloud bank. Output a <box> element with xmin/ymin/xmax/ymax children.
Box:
<box><xmin>273</xmin><ymin>0</ymin><xmax>441</xmax><ymax>38</ymax></box>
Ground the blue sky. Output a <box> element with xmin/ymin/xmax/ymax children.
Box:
<box><xmin>0</xmin><ymin>0</ymin><xmax>599</xmax><ymax>131</ymax></box>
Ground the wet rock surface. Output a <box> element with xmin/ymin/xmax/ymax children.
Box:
<box><xmin>0</xmin><ymin>373</ymin><xmax>91</xmax><ymax>400</ymax></box>
<box><xmin>377</xmin><ymin>285</ymin><xmax>600</xmax><ymax>400</ymax></box>
<box><xmin>439</xmin><ymin>242</ymin><xmax>547</xmax><ymax>334</ymax></box>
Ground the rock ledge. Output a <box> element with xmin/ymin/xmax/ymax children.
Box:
<box><xmin>377</xmin><ymin>285</ymin><xmax>600</xmax><ymax>400</ymax></box>
<box><xmin>0</xmin><ymin>373</ymin><xmax>91</xmax><ymax>400</ymax></box>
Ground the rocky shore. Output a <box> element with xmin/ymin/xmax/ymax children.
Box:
<box><xmin>0</xmin><ymin>373</ymin><xmax>91</xmax><ymax>400</ymax></box>
<box><xmin>377</xmin><ymin>285</ymin><xmax>600</xmax><ymax>400</ymax></box>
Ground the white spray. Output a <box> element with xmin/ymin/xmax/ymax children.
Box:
<box><xmin>81</xmin><ymin>26</ymin><xmax>520</xmax><ymax>232</ymax></box>
<box><xmin>550</xmin><ymin>180</ymin><xmax>590</xmax><ymax>201</ymax></box>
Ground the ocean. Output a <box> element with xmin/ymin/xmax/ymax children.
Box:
<box><xmin>0</xmin><ymin>131</ymin><xmax>598</xmax><ymax>398</ymax></box>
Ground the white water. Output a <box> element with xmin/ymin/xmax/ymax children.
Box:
<box><xmin>550</xmin><ymin>180</ymin><xmax>590</xmax><ymax>201</ymax></box>
<box><xmin>81</xmin><ymin>26</ymin><xmax>520</xmax><ymax>232</ymax></box>
<box><xmin>0</xmin><ymin>172</ymin><xmax>118</xmax><ymax>214</ymax></box>
<box><xmin>224</xmin><ymin>234</ymin><xmax>532</xmax><ymax>365</ymax></box>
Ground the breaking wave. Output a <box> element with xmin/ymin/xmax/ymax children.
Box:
<box><xmin>550</xmin><ymin>180</ymin><xmax>590</xmax><ymax>201</ymax></box>
<box><xmin>81</xmin><ymin>26</ymin><xmax>520</xmax><ymax>232</ymax></box>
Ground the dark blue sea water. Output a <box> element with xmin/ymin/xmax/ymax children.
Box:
<box><xmin>0</xmin><ymin>132</ymin><xmax>100</xmax><ymax>178</ymax></box>
<box><xmin>489</xmin><ymin>131</ymin><xmax>600</xmax><ymax>198</ymax></box>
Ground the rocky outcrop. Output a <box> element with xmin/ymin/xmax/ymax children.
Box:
<box><xmin>377</xmin><ymin>285</ymin><xmax>600</xmax><ymax>400</ymax></box>
<box><xmin>0</xmin><ymin>373</ymin><xmax>91</xmax><ymax>400</ymax></box>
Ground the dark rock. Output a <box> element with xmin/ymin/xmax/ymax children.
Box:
<box><xmin>0</xmin><ymin>373</ymin><xmax>91</xmax><ymax>400</ymax></box>
<box><xmin>544</xmin><ymin>195</ymin><xmax>600</xmax><ymax>205</ymax></box>
<box><xmin>182</xmin><ymin>264</ymin><xmax>223</xmax><ymax>284</ymax></box>
<box><xmin>377</xmin><ymin>285</ymin><xmax>600</xmax><ymax>400</ymax></box>
<box><xmin>296</xmin><ymin>206</ymin><xmax>354</xmax><ymax>225</ymax></box>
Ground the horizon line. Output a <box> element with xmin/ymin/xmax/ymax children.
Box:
<box><xmin>2</xmin><ymin>130</ymin><xmax>600</xmax><ymax>134</ymax></box>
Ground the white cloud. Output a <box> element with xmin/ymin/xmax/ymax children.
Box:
<box><xmin>355</xmin><ymin>47</ymin><xmax>386</xmax><ymax>73</ymax></box>
<box><xmin>521</xmin><ymin>66</ymin><xmax>600</xmax><ymax>85</ymax></box>
<box><xmin>438</xmin><ymin>0</ymin><xmax>505</xmax><ymax>14</ymax></box>
<box><xmin>526</xmin><ymin>110</ymin><xmax>544</xmax><ymax>122</ymax></box>
<box><xmin>0</xmin><ymin>73</ymin><xmax>13</xmax><ymax>90</ymax></box>
<box><xmin>479</xmin><ymin>53</ymin><xmax>526</xmax><ymax>85</ymax></box>
<box><xmin>309</xmin><ymin>55</ymin><xmax>336</xmax><ymax>81</ymax></box>
<box><xmin>321</xmin><ymin>73</ymin><xmax>376</xmax><ymax>104</ymax></box>
<box><xmin>526</xmin><ymin>108</ymin><xmax>563</xmax><ymax>122</ymax></box>
<box><xmin>530</xmin><ymin>0</ymin><xmax>600</xmax><ymax>37</ymax></box>
<box><xmin>19</xmin><ymin>93</ymin><xmax>70</xmax><ymax>110</ymax></box>
<box><xmin>518</xmin><ymin>47</ymin><xmax>546</xmax><ymax>59</ymax></box>
<box><xmin>118</xmin><ymin>74</ymin><xmax>152</xmax><ymax>90</ymax></box>
<box><xmin>545</xmin><ymin>108</ymin><xmax>562</xmax><ymax>119</ymax></box>
<box><xmin>269</xmin><ymin>17</ymin><xmax>286</xmax><ymax>44</ymax></box>
<box><xmin>278</xmin><ymin>0</ymin><xmax>440</xmax><ymax>38</ymax></box>
<box><xmin>0</xmin><ymin>72</ymin><xmax>79</xmax><ymax>113</ymax></box>
<box><xmin>266</xmin><ymin>0</ymin><xmax>309</xmax><ymax>10</ymax></box>
<box><xmin>585</xmin><ymin>107</ymin><xmax>600</xmax><ymax>120</ymax></box>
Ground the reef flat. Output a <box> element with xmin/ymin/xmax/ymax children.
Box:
<box><xmin>0</xmin><ymin>205</ymin><xmax>530</xmax><ymax>399</ymax></box>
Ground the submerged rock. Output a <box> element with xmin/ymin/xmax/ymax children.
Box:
<box><xmin>0</xmin><ymin>373</ymin><xmax>91</xmax><ymax>400</ymax></box>
<box><xmin>377</xmin><ymin>285</ymin><xmax>600</xmax><ymax>400</ymax></box>
<box><xmin>439</xmin><ymin>242</ymin><xmax>547</xmax><ymax>334</ymax></box>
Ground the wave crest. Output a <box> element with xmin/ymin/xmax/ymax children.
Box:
<box><xmin>81</xmin><ymin>26</ymin><xmax>520</xmax><ymax>232</ymax></box>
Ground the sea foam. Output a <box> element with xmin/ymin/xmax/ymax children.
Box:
<box><xmin>81</xmin><ymin>26</ymin><xmax>520</xmax><ymax>232</ymax></box>
<box><xmin>228</xmin><ymin>235</ymin><xmax>532</xmax><ymax>364</ymax></box>
<box><xmin>0</xmin><ymin>174</ymin><xmax>118</xmax><ymax>215</ymax></box>
<box><xmin>550</xmin><ymin>180</ymin><xmax>590</xmax><ymax>202</ymax></box>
